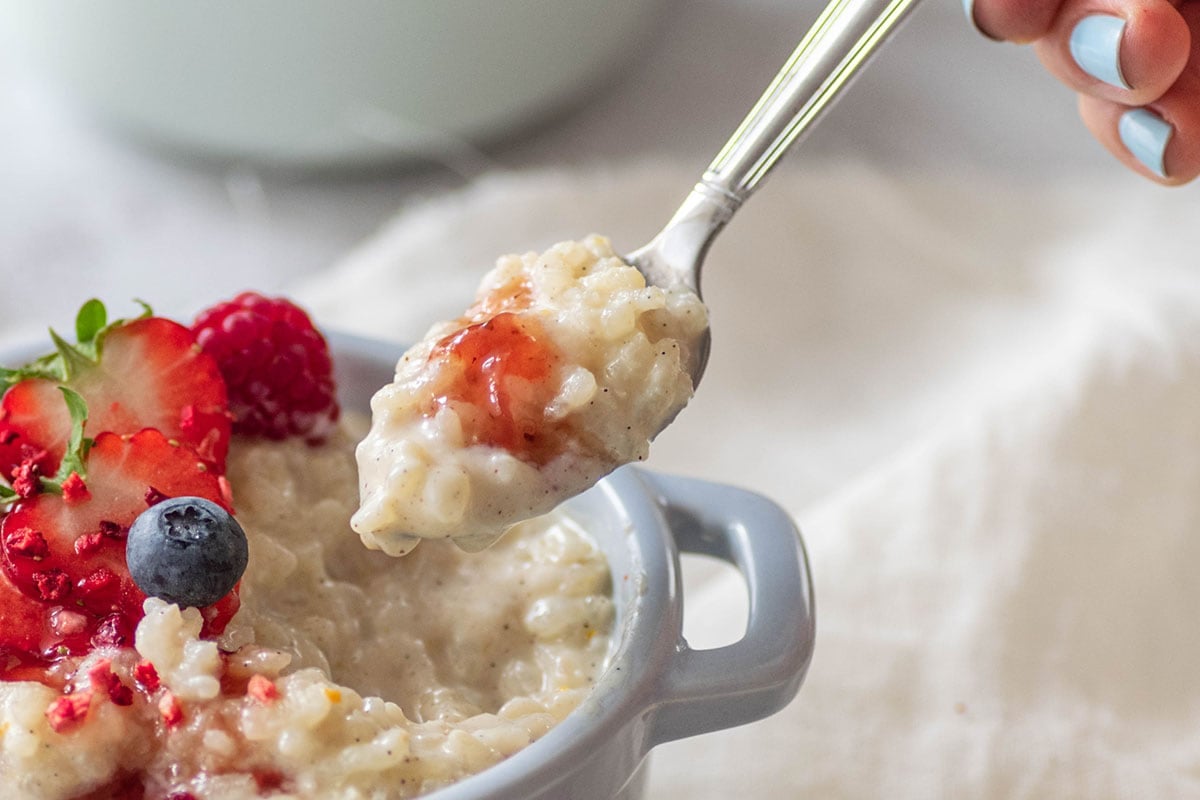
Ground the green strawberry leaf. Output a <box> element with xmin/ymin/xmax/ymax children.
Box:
<box><xmin>57</xmin><ymin>386</ymin><xmax>91</xmax><ymax>476</ymax></box>
<box><xmin>0</xmin><ymin>352</ymin><xmax>65</xmax><ymax>392</ymax></box>
<box><xmin>48</xmin><ymin>328</ymin><xmax>97</xmax><ymax>382</ymax></box>
<box><xmin>39</xmin><ymin>387</ymin><xmax>91</xmax><ymax>494</ymax></box>
<box><xmin>74</xmin><ymin>299</ymin><xmax>108</xmax><ymax>346</ymax></box>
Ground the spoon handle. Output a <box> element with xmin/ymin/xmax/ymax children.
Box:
<box><xmin>705</xmin><ymin>0</ymin><xmax>924</xmax><ymax>207</ymax></box>
<box><xmin>629</xmin><ymin>0</ymin><xmax>923</xmax><ymax>304</ymax></box>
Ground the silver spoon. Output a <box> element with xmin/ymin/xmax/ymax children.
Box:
<box><xmin>627</xmin><ymin>0</ymin><xmax>924</xmax><ymax>388</ymax></box>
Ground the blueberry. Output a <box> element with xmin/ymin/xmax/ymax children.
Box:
<box><xmin>126</xmin><ymin>496</ymin><xmax>248</xmax><ymax>609</ymax></box>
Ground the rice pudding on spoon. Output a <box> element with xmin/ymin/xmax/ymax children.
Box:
<box><xmin>352</xmin><ymin>235</ymin><xmax>707</xmax><ymax>555</ymax></box>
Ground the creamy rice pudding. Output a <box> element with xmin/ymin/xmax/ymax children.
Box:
<box><xmin>354</xmin><ymin>236</ymin><xmax>707</xmax><ymax>555</ymax></box>
<box><xmin>0</xmin><ymin>425</ymin><xmax>613</xmax><ymax>799</ymax></box>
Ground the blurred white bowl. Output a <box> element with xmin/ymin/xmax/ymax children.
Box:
<box><xmin>0</xmin><ymin>0</ymin><xmax>668</xmax><ymax>167</ymax></box>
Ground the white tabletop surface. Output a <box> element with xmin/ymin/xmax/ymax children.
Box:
<box><xmin>0</xmin><ymin>0</ymin><xmax>1107</xmax><ymax>342</ymax></box>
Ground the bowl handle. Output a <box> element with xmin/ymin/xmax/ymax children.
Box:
<box><xmin>639</xmin><ymin>471</ymin><xmax>815</xmax><ymax>746</ymax></box>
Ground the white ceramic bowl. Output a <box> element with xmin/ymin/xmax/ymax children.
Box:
<box><xmin>0</xmin><ymin>0</ymin><xmax>668</xmax><ymax>167</ymax></box>
<box><xmin>333</xmin><ymin>332</ymin><xmax>816</xmax><ymax>799</ymax></box>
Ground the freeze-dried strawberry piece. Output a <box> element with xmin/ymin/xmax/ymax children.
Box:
<box><xmin>158</xmin><ymin>691</ymin><xmax>183</xmax><ymax>727</ymax></box>
<box><xmin>61</xmin><ymin>472</ymin><xmax>90</xmax><ymax>504</ymax></box>
<box><xmin>46</xmin><ymin>690</ymin><xmax>91</xmax><ymax>733</ymax></box>
<box><xmin>10</xmin><ymin>456</ymin><xmax>44</xmax><ymax>499</ymax></box>
<box><xmin>88</xmin><ymin>659</ymin><xmax>133</xmax><ymax>706</ymax></box>
<box><xmin>6</xmin><ymin>527</ymin><xmax>48</xmax><ymax>559</ymax></box>
<box><xmin>247</xmin><ymin>674</ymin><xmax>280</xmax><ymax>704</ymax></box>
<box><xmin>133</xmin><ymin>659</ymin><xmax>160</xmax><ymax>693</ymax></box>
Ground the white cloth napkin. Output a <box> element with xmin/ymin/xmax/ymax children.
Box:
<box><xmin>296</xmin><ymin>162</ymin><xmax>1200</xmax><ymax>799</ymax></box>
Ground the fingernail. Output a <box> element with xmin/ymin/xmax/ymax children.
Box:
<box><xmin>1119</xmin><ymin>108</ymin><xmax>1172</xmax><ymax>178</ymax></box>
<box><xmin>962</xmin><ymin>0</ymin><xmax>999</xmax><ymax>40</ymax></box>
<box><xmin>1069</xmin><ymin>15</ymin><xmax>1130</xmax><ymax>90</ymax></box>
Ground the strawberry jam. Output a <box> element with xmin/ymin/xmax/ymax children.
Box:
<box><xmin>428</xmin><ymin>312</ymin><xmax>560</xmax><ymax>464</ymax></box>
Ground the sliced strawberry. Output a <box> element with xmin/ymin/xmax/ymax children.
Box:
<box><xmin>0</xmin><ymin>316</ymin><xmax>231</xmax><ymax>479</ymax></box>
<box><xmin>0</xmin><ymin>429</ymin><xmax>239</xmax><ymax>663</ymax></box>
<box><xmin>75</xmin><ymin>318</ymin><xmax>231</xmax><ymax>465</ymax></box>
<box><xmin>0</xmin><ymin>568</ymin><xmax>53</xmax><ymax>659</ymax></box>
<box><xmin>0</xmin><ymin>378</ymin><xmax>60</xmax><ymax>481</ymax></box>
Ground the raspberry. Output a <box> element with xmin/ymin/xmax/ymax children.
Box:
<box><xmin>193</xmin><ymin>293</ymin><xmax>339</xmax><ymax>442</ymax></box>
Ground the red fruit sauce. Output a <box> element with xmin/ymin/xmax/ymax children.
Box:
<box><xmin>428</xmin><ymin>312</ymin><xmax>562</xmax><ymax>464</ymax></box>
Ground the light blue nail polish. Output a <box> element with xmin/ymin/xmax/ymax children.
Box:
<box><xmin>1069</xmin><ymin>16</ymin><xmax>1130</xmax><ymax>90</ymax></box>
<box><xmin>1119</xmin><ymin>108</ymin><xmax>1172</xmax><ymax>178</ymax></box>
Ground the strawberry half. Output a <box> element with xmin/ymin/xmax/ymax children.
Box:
<box><xmin>0</xmin><ymin>429</ymin><xmax>239</xmax><ymax>663</ymax></box>
<box><xmin>0</xmin><ymin>378</ymin><xmax>59</xmax><ymax>488</ymax></box>
<box><xmin>0</xmin><ymin>303</ymin><xmax>231</xmax><ymax>478</ymax></box>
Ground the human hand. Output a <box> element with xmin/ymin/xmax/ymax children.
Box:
<box><xmin>967</xmin><ymin>0</ymin><xmax>1196</xmax><ymax>184</ymax></box>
